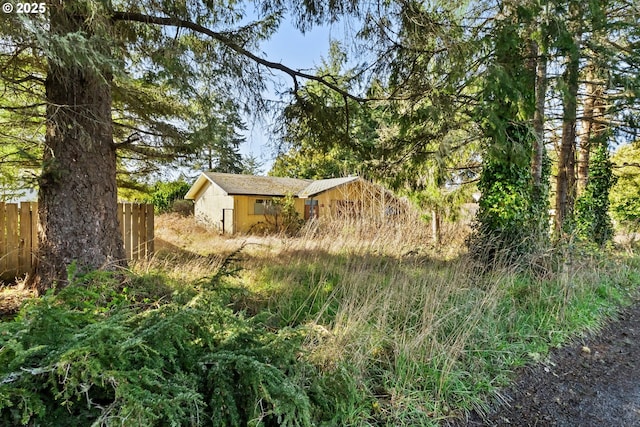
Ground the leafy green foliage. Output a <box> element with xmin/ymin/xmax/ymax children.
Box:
<box><xmin>256</xmin><ymin>194</ymin><xmax>305</xmax><ymax>236</ymax></box>
<box><xmin>610</xmin><ymin>143</ymin><xmax>640</xmax><ymax>232</ymax></box>
<box><xmin>147</xmin><ymin>179</ymin><xmax>192</xmax><ymax>213</ymax></box>
<box><xmin>270</xmin><ymin>145</ymin><xmax>361</xmax><ymax>179</ymax></box>
<box><xmin>471</xmin><ymin>14</ymin><xmax>541</xmax><ymax>260</ymax></box>
<box><xmin>574</xmin><ymin>143</ymin><xmax>616</xmax><ymax>245</ymax></box>
<box><xmin>275</xmin><ymin>42</ymin><xmax>374</xmax><ymax>179</ymax></box>
<box><xmin>271</xmin><ymin>194</ymin><xmax>305</xmax><ymax>236</ymax></box>
<box><xmin>0</xmin><ymin>267</ymin><xmax>359</xmax><ymax>426</ymax></box>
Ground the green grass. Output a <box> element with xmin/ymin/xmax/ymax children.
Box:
<box><xmin>2</xmin><ymin>216</ymin><xmax>639</xmax><ymax>426</ymax></box>
<box><xmin>230</xmin><ymin>238</ymin><xmax>639</xmax><ymax>425</ymax></box>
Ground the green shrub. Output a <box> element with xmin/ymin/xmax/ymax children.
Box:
<box><xmin>0</xmin><ymin>269</ymin><xmax>360</xmax><ymax>426</ymax></box>
<box><xmin>171</xmin><ymin>198</ymin><xmax>194</xmax><ymax>216</ymax></box>
<box><xmin>148</xmin><ymin>180</ymin><xmax>192</xmax><ymax>213</ymax></box>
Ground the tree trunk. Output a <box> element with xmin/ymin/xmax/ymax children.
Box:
<box><xmin>554</xmin><ymin>7</ymin><xmax>582</xmax><ymax>236</ymax></box>
<box><xmin>577</xmin><ymin>69</ymin><xmax>595</xmax><ymax>196</ymax></box>
<box><xmin>531</xmin><ymin>41</ymin><xmax>547</xmax><ymax>189</ymax></box>
<box><xmin>31</xmin><ymin>2</ymin><xmax>125</xmax><ymax>292</ymax></box>
<box><xmin>577</xmin><ymin>66</ymin><xmax>607</xmax><ymax>196</ymax></box>
<box><xmin>555</xmin><ymin>69</ymin><xmax>578</xmax><ymax>235</ymax></box>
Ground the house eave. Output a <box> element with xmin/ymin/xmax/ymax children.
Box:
<box><xmin>185</xmin><ymin>173</ymin><xmax>228</xmax><ymax>199</ymax></box>
<box><xmin>297</xmin><ymin>176</ymin><xmax>360</xmax><ymax>198</ymax></box>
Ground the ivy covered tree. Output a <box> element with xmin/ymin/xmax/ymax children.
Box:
<box><xmin>574</xmin><ymin>141</ymin><xmax>616</xmax><ymax>245</ymax></box>
<box><xmin>553</xmin><ymin>0</ymin><xmax>640</xmax><ymax>237</ymax></box>
<box><xmin>471</xmin><ymin>2</ymin><xmax>540</xmax><ymax>258</ymax></box>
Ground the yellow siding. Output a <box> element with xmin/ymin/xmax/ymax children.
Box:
<box><xmin>193</xmin><ymin>178</ymin><xmax>394</xmax><ymax>234</ymax></box>
<box><xmin>309</xmin><ymin>181</ymin><xmax>366</xmax><ymax>218</ymax></box>
<box><xmin>293</xmin><ymin>198</ymin><xmax>305</xmax><ymax>219</ymax></box>
<box><xmin>233</xmin><ymin>196</ymin><xmax>306</xmax><ymax>233</ymax></box>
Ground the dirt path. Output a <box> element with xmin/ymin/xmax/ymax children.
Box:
<box><xmin>452</xmin><ymin>299</ymin><xmax>640</xmax><ymax>426</ymax></box>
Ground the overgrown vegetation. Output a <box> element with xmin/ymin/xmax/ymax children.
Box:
<box><xmin>147</xmin><ymin>180</ymin><xmax>192</xmax><ymax>214</ymax></box>
<box><xmin>261</xmin><ymin>194</ymin><xmax>305</xmax><ymax>236</ymax></box>
<box><xmin>3</xmin><ymin>215</ymin><xmax>638</xmax><ymax>426</ymax></box>
<box><xmin>610</xmin><ymin>143</ymin><xmax>640</xmax><ymax>235</ymax></box>
<box><xmin>575</xmin><ymin>142</ymin><xmax>616</xmax><ymax>246</ymax></box>
<box><xmin>0</xmin><ymin>261</ymin><xmax>362</xmax><ymax>426</ymax></box>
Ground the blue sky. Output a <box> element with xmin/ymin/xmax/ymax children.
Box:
<box><xmin>240</xmin><ymin>19</ymin><xmax>340</xmax><ymax>173</ymax></box>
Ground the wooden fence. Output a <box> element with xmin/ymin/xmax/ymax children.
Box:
<box><xmin>0</xmin><ymin>202</ymin><xmax>154</xmax><ymax>279</ymax></box>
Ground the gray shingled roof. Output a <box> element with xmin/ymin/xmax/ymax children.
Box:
<box><xmin>298</xmin><ymin>177</ymin><xmax>360</xmax><ymax>198</ymax></box>
<box><xmin>203</xmin><ymin>172</ymin><xmax>312</xmax><ymax>196</ymax></box>
<box><xmin>185</xmin><ymin>172</ymin><xmax>361</xmax><ymax>200</ymax></box>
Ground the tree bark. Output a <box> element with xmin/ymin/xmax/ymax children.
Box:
<box><xmin>31</xmin><ymin>2</ymin><xmax>125</xmax><ymax>292</ymax></box>
<box><xmin>577</xmin><ymin>66</ymin><xmax>607</xmax><ymax>196</ymax></box>
<box><xmin>577</xmin><ymin>68</ymin><xmax>594</xmax><ymax>196</ymax></box>
<box><xmin>531</xmin><ymin>41</ymin><xmax>547</xmax><ymax>189</ymax></box>
<box><xmin>555</xmin><ymin>59</ymin><xmax>579</xmax><ymax>234</ymax></box>
<box><xmin>554</xmin><ymin>5</ymin><xmax>582</xmax><ymax>236</ymax></box>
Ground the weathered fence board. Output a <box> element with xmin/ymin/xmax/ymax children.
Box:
<box><xmin>5</xmin><ymin>204</ymin><xmax>18</xmax><ymax>277</ymax></box>
<box><xmin>0</xmin><ymin>202</ymin><xmax>154</xmax><ymax>279</ymax></box>
<box><xmin>145</xmin><ymin>204</ymin><xmax>154</xmax><ymax>256</ymax></box>
<box><xmin>120</xmin><ymin>202</ymin><xmax>155</xmax><ymax>261</ymax></box>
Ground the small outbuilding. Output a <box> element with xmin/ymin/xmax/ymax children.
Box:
<box><xmin>184</xmin><ymin>172</ymin><xmax>395</xmax><ymax>234</ymax></box>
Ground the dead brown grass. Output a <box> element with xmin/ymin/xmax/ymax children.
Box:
<box><xmin>0</xmin><ymin>285</ymin><xmax>35</xmax><ymax>319</ymax></box>
<box><xmin>153</xmin><ymin>200</ymin><xmax>469</xmax><ymax>258</ymax></box>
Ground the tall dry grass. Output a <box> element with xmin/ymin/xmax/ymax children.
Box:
<box><xmin>145</xmin><ymin>205</ymin><xmax>639</xmax><ymax>424</ymax></box>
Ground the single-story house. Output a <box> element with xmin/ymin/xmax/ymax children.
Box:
<box><xmin>184</xmin><ymin>172</ymin><xmax>398</xmax><ymax>234</ymax></box>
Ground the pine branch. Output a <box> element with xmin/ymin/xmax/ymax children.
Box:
<box><xmin>110</xmin><ymin>11</ymin><xmax>375</xmax><ymax>103</ymax></box>
<box><xmin>0</xmin><ymin>103</ymin><xmax>46</xmax><ymax>110</ymax></box>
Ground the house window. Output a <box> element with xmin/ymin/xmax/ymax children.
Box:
<box><xmin>305</xmin><ymin>199</ymin><xmax>319</xmax><ymax>219</ymax></box>
<box><xmin>253</xmin><ymin>199</ymin><xmax>278</xmax><ymax>215</ymax></box>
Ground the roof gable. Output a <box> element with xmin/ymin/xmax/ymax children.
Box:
<box><xmin>298</xmin><ymin>177</ymin><xmax>360</xmax><ymax>198</ymax></box>
<box><xmin>186</xmin><ymin>172</ymin><xmax>311</xmax><ymax>198</ymax></box>
<box><xmin>185</xmin><ymin>173</ymin><xmax>360</xmax><ymax>200</ymax></box>
<box><xmin>184</xmin><ymin>173</ymin><xmax>213</xmax><ymax>200</ymax></box>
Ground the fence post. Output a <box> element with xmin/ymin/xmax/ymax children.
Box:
<box><xmin>117</xmin><ymin>202</ymin><xmax>124</xmax><ymax>258</ymax></box>
<box><xmin>131</xmin><ymin>204</ymin><xmax>140</xmax><ymax>260</ymax></box>
<box><xmin>123</xmin><ymin>203</ymin><xmax>132</xmax><ymax>260</ymax></box>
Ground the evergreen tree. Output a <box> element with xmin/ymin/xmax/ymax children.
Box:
<box><xmin>270</xmin><ymin>145</ymin><xmax>361</xmax><ymax>179</ymax></box>
<box><xmin>187</xmin><ymin>99</ymin><xmax>246</xmax><ymax>174</ymax></box>
<box><xmin>552</xmin><ymin>0</ymin><xmax>639</xmax><ymax>239</ymax></box>
<box><xmin>0</xmin><ymin>0</ymin><xmax>364</xmax><ymax>291</ymax></box>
